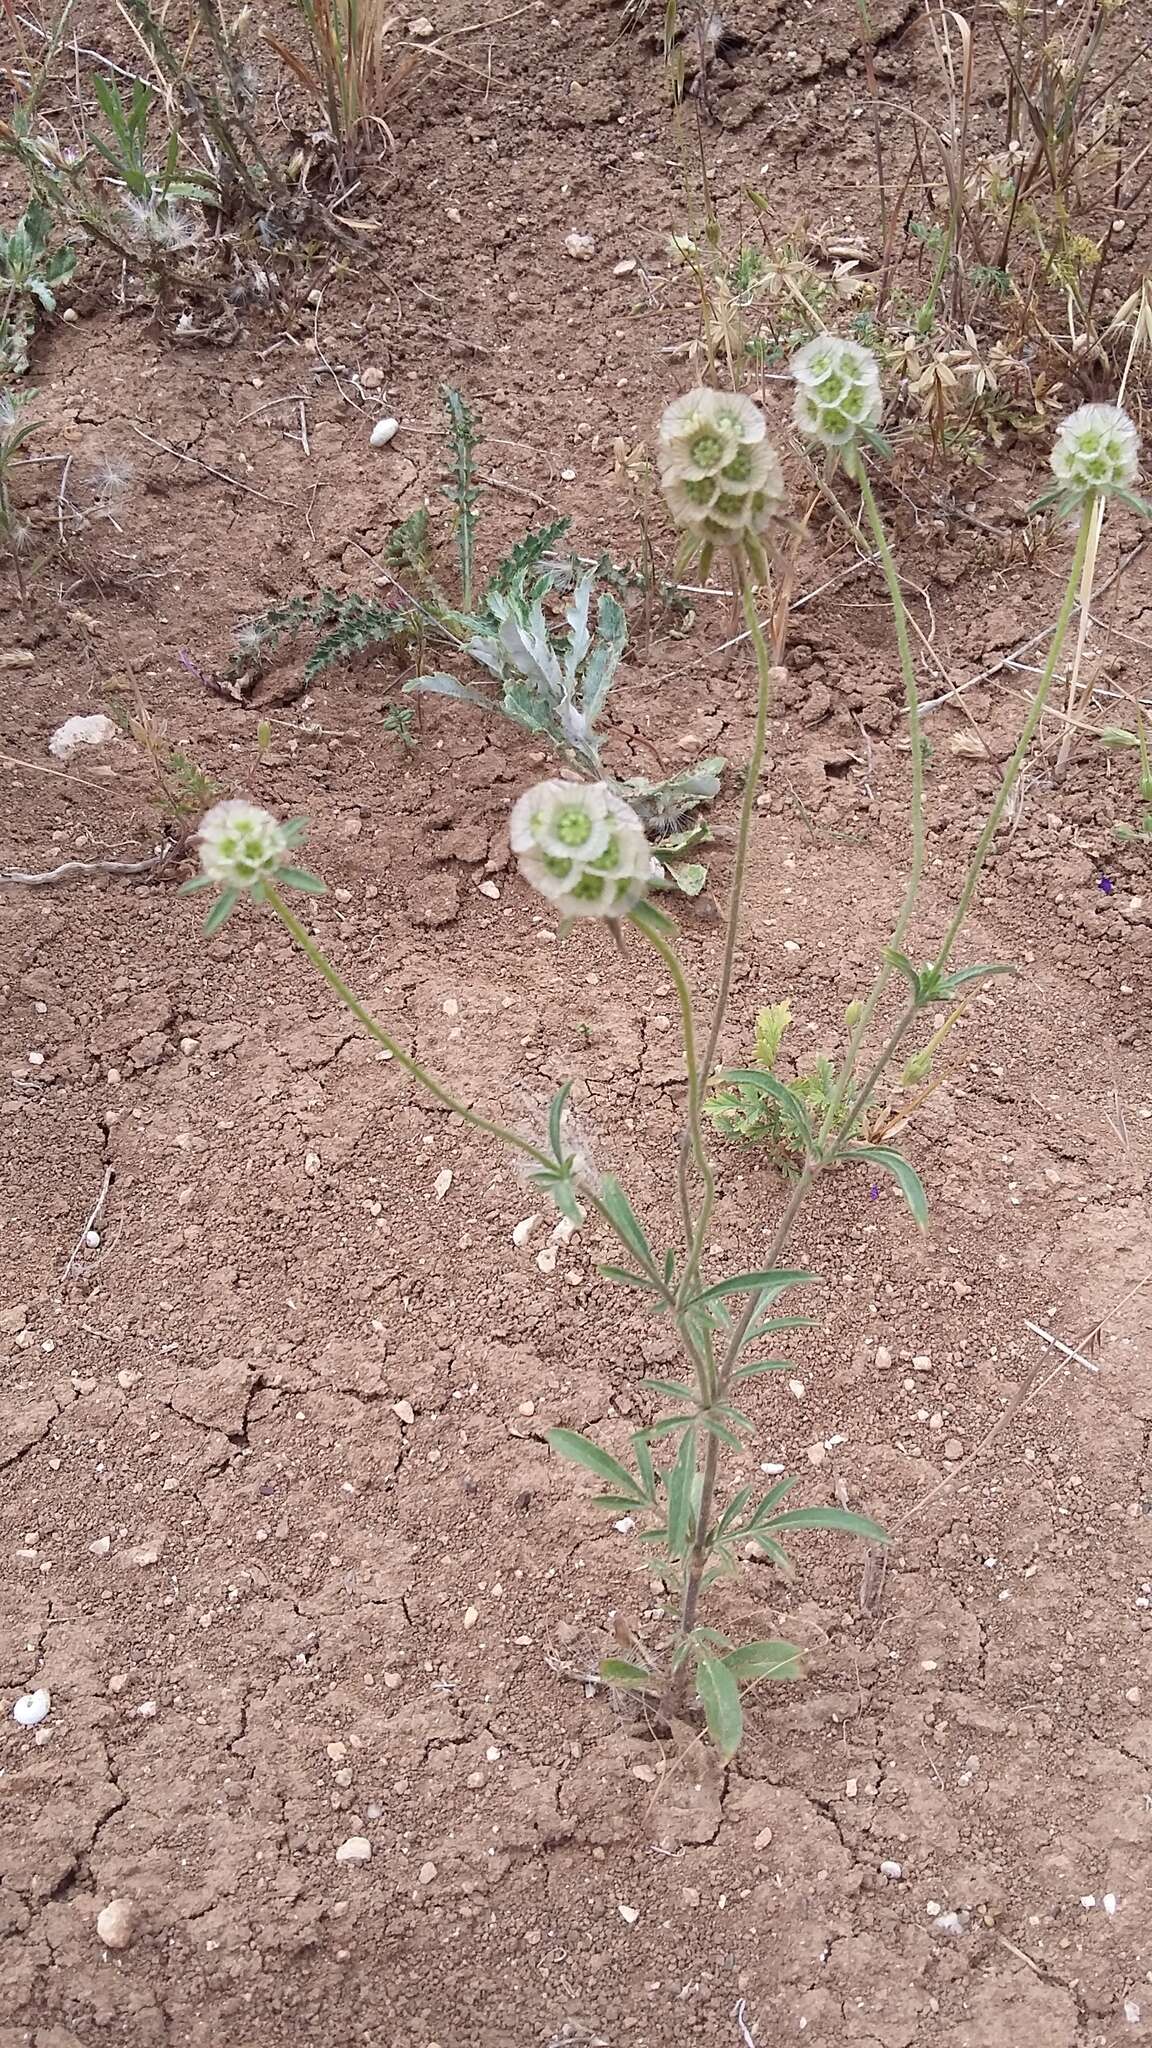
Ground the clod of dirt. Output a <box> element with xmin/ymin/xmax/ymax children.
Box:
<box><xmin>169</xmin><ymin>1358</ymin><xmax>255</xmax><ymax>1435</ymax></box>
<box><xmin>564</xmin><ymin>232</ymin><xmax>597</xmax><ymax>261</ymax></box>
<box><xmin>95</xmin><ymin>1899</ymin><xmax>136</xmax><ymax>1950</ymax></box>
<box><xmin>48</xmin><ymin>713</ymin><xmax>118</xmax><ymax>761</ymax></box>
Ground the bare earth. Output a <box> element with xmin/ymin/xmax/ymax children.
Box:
<box><xmin>2</xmin><ymin>2</ymin><xmax>1152</xmax><ymax>2043</ymax></box>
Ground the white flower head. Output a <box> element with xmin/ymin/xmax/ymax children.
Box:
<box><xmin>509</xmin><ymin>779</ymin><xmax>652</xmax><ymax>922</ymax></box>
<box><xmin>656</xmin><ymin>386</ymin><xmax>785</xmax><ymax>567</ymax></box>
<box><xmin>187</xmin><ymin>802</ymin><xmax>322</xmax><ymax>932</ymax></box>
<box><xmin>1050</xmin><ymin>402</ymin><xmax>1140</xmax><ymax>502</ymax></box>
<box><xmin>790</xmin><ymin>335</ymin><xmax>883</xmax><ymax>449</ymax></box>
<box><xmin>197</xmin><ymin>800</ymin><xmax>291</xmax><ymax>888</ymax></box>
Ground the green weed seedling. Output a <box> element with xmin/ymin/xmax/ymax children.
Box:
<box><xmin>0</xmin><ymin>203</ymin><xmax>76</xmax><ymax>375</ymax></box>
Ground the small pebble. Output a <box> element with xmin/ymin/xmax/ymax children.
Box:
<box><xmin>512</xmin><ymin>1215</ymin><xmax>539</xmax><ymax>1247</ymax></box>
<box><xmin>536</xmin><ymin>1245</ymin><xmax>558</xmax><ymax>1275</ymax></box>
<box><xmin>418</xmin><ymin>1860</ymin><xmax>437</xmax><ymax>1884</ymax></box>
<box><xmin>12</xmin><ymin>1689</ymin><xmax>50</xmax><ymax>1727</ymax></box>
<box><xmin>879</xmin><ymin>1860</ymin><xmax>903</xmax><ymax>1880</ymax></box>
<box><xmin>477</xmin><ymin>879</ymin><xmax>500</xmax><ymax>900</ymax></box>
<box><xmin>408</xmin><ymin>13</ymin><xmax>435</xmax><ymax>33</ymax></box>
<box><xmin>88</xmin><ymin>1536</ymin><xmax>111</xmax><ymax>1557</ymax></box>
<box><xmin>433</xmin><ymin>1170</ymin><xmax>453</xmax><ymax>1201</ymax></box>
<box><xmin>943</xmin><ymin>1438</ymin><xmax>964</xmax><ymax>1462</ymax></box>
<box><xmin>335</xmin><ymin>1837</ymin><xmax>371</xmax><ymax>1863</ymax></box>
<box><xmin>392</xmin><ymin>1400</ymin><xmax>415</xmax><ymax>1426</ymax></box>
<box><xmin>564</xmin><ymin>231</ymin><xmax>596</xmax><ymax>260</ymax></box>
<box><xmin>369</xmin><ymin>417</ymin><xmax>399</xmax><ymax>447</ymax></box>
<box><xmin>613</xmin><ymin>258</ymin><xmax>637</xmax><ymax>276</ymax></box>
<box><xmin>463</xmin><ymin>1606</ymin><xmax>479</xmax><ymax>1629</ymax></box>
<box><xmin>96</xmin><ymin>1899</ymin><xmax>135</xmax><ymax>1950</ymax></box>
<box><xmin>360</xmin><ymin>366</ymin><xmax>385</xmax><ymax>389</ymax></box>
<box><xmin>618</xmin><ymin>1904</ymin><xmax>640</xmax><ymax>1925</ymax></box>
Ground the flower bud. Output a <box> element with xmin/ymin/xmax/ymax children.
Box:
<box><xmin>1049</xmin><ymin>402</ymin><xmax>1139</xmax><ymax>502</ymax></box>
<box><xmin>197</xmin><ymin>800</ymin><xmax>291</xmax><ymax>889</ymax></box>
<box><xmin>790</xmin><ymin>336</ymin><xmax>883</xmax><ymax>449</ymax></box>
<box><xmin>509</xmin><ymin>780</ymin><xmax>652</xmax><ymax>921</ymax></box>
<box><xmin>656</xmin><ymin>387</ymin><xmax>785</xmax><ymax>566</ymax></box>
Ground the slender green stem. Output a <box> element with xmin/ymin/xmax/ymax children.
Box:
<box><xmin>677</xmin><ymin>564</ymin><xmax>783</xmax><ymax>1304</ymax></box>
<box><xmin>818</xmin><ymin>458</ymin><xmax>926</xmax><ymax>1147</ymax></box>
<box><xmin>632</xmin><ymin>910</ymin><xmax>714</xmax><ymax>1276</ymax></box>
<box><xmin>265</xmin><ymin>885</ymin><xmax>555</xmax><ymax>1173</ymax></box>
<box><xmin>930</xmin><ymin>497</ymin><xmax>1095</xmax><ymax>972</ymax></box>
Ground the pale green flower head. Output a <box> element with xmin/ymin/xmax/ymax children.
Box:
<box><xmin>656</xmin><ymin>386</ymin><xmax>785</xmax><ymax>579</ymax></box>
<box><xmin>183</xmin><ymin>799</ymin><xmax>325</xmax><ymax>934</ymax></box>
<box><xmin>1049</xmin><ymin>403</ymin><xmax>1140</xmax><ymax>504</ymax></box>
<box><xmin>790</xmin><ymin>335</ymin><xmax>883</xmax><ymax>450</ymax></box>
<box><xmin>509</xmin><ymin>779</ymin><xmax>652</xmax><ymax>922</ymax></box>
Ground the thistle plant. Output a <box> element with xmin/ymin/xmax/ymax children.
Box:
<box><xmin>186</xmin><ymin>369</ymin><xmax>1148</xmax><ymax>1760</ymax></box>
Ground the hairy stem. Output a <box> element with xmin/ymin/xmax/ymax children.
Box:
<box><xmin>266</xmin><ymin>885</ymin><xmax>554</xmax><ymax>1166</ymax></box>
<box><xmin>676</xmin><ymin>561</ymin><xmax>787</xmax><ymax>1304</ymax></box>
<box><xmin>931</xmin><ymin>497</ymin><xmax>1095</xmax><ymax>971</ymax></box>
<box><xmin>818</xmin><ymin>458</ymin><xmax>926</xmax><ymax>1146</ymax></box>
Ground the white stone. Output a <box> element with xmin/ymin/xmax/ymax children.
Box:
<box><xmin>335</xmin><ymin>1836</ymin><xmax>371</xmax><ymax>1863</ymax></box>
<box><xmin>96</xmin><ymin>1899</ymin><xmax>135</xmax><ymax>1949</ymax></box>
<box><xmin>12</xmin><ymin>1689</ymin><xmax>50</xmax><ymax>1727</ymax></box>
<box><xmin>564</xmin><ymin>232</ymin><xmax>596</xmax><ymax>261</ymax></box>
<box><xmin>369</xmin><ymin>417</ymin><xmax>400</xmax><ymax>447</ymax></box>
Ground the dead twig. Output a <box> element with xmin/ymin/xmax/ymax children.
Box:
<box><xmin>1</xmin><ymin>842</ymin><xmax>180</xmax><ymax>887</ymax></box>
<box><xmin>62</xmin><ymin>1166</ymin><xmax>115</xmax><ymax>1283</ymax></box>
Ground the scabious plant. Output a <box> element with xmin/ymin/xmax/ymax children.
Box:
<box><xmin>186</xmin><ymin>367</ymin><xmax>1149</xmax><ymax>1761</ymax></box>
<box><xmin>1039</xmin><ymin>401</ymin><xmax>1147</xmax><ymax>516</ymax></box>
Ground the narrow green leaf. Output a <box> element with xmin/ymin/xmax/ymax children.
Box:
<box><xmin>884</xmin><ymin>948</ymin><xmax>923</xmax><ymax>996</ymax></box>
<box><xmin>202</xmin><ymin>889</ymin><xmax>239</xmax><ymax>935</ymax></box>
<box><xmin>546</xmin><ymin>1428</ymin><xmax>637</xmax><ymax>1496</ymax></box>
<box><xmin>733</xmin><ymin>1357</ymin><xmax>793</xmax><ymax>1380</ymax></box>
<box><xmin>696</xmin><ymin>1650</ymin><xmax>743</xmax><ymax>1758</ymax></box>
<box><xmin>597</xmin><ymin>1174</ymin><xmax>658</xmax><ymax>1274</ymax></box>
<box><xmin>600</xmin><ymin>1658</ymin><xmax>655</xmax><ymax>1691</ymax></box>
<box><xmin>688</xmin><ymin>1269</ymin><xmax>815</xmax><ymax>1311</ymax></box>
<box><xmin>664</xmin><ymin>1428</ymin><xmax>697</xmax><ymax>1559</ymax></box>
<box><xmin>715</xmin><ymin>1484</ymin><xmax>755</xmax><ymax>1537</ymax></box>
<box><xmin>746</xmin><ymin>1475</ymin><xmax>800</xmax><ymax>1524</ymax></box>
<box><xmin>699</xmin><ymin>1414</ymin><xmax>743</xmax><ymax>1449</ymax></box>
<box><xmin>842</xmin><ymin>1144</ymin><xmax>929</xmax><ymax>1229</ymax></box>
<box><xmin>599</xmin><ymin>1265</ymin><xmax>662</xmax><ymax>1295</ymax></box>
<box><xmin>935</xmin><ymin>961</ymin><xmax>1017</xmax><ymax>997</ymax></box>
<box><xmin>591</xmin><ymin>1492</ymin><xmax>647</xmax><ymax>1512</ymax></box>
<box><xmin>759</xmin><ymin>1505</ymin><xmax>888</xmax><ymax>1543</ymax></box>
<box><xmin>279</xmin><ymin>867</ymin><xmax>326</xmax><ymax>895</ymax></box>
<box><xmin>631</xmin><ymin>1431</ymin><xmax>656</xmax><ymax>1504</ymax></box>
<box><xmin>723</xmin><ymin>1639</ymin><xmax>805</xmax><ymax>1683</ymax></box>
<box><xmin>640</xmin><ymin>1377</ymin><xmax>698</xmax><ymax>1403</ymax></box>
<box><xmin>547</xmin><ymin>1079</ymin><xmax>574</xmax><ymax>1162</ymax></box>
<box><xmin>645</xmin><ymin>1413</ymin><xmax>696</xmax><ymax>1441</ymax></box>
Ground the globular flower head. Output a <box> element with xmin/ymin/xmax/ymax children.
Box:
<box><xmin>1049</xmin><ymin>403</ymin><xmax>1140</xmax><ymax>503</ymax></box>
<box><xmin>790</xmin><ymin>335</ymin><xmax>883</xmax><ymax>450</ymax></box>
<box><xmin>184</xmin><ymin>801</ymin><xmax>323</xmax><ymax>934</ymax></box>
<box><xmin>509</xmin><ymin>779</ymin><xmax>652</xmax><ymax>922</ymax></box>
<box><xmin>656</xmin><ymin>386</ymin><xmax>785</xmax><ymax>575</ymax></box>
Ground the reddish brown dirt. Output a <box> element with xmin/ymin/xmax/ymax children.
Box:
<box><xmin>3</xmin><ymin>3</ymin><xmax>1152</xmax><ymax>2044</ymax></box>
